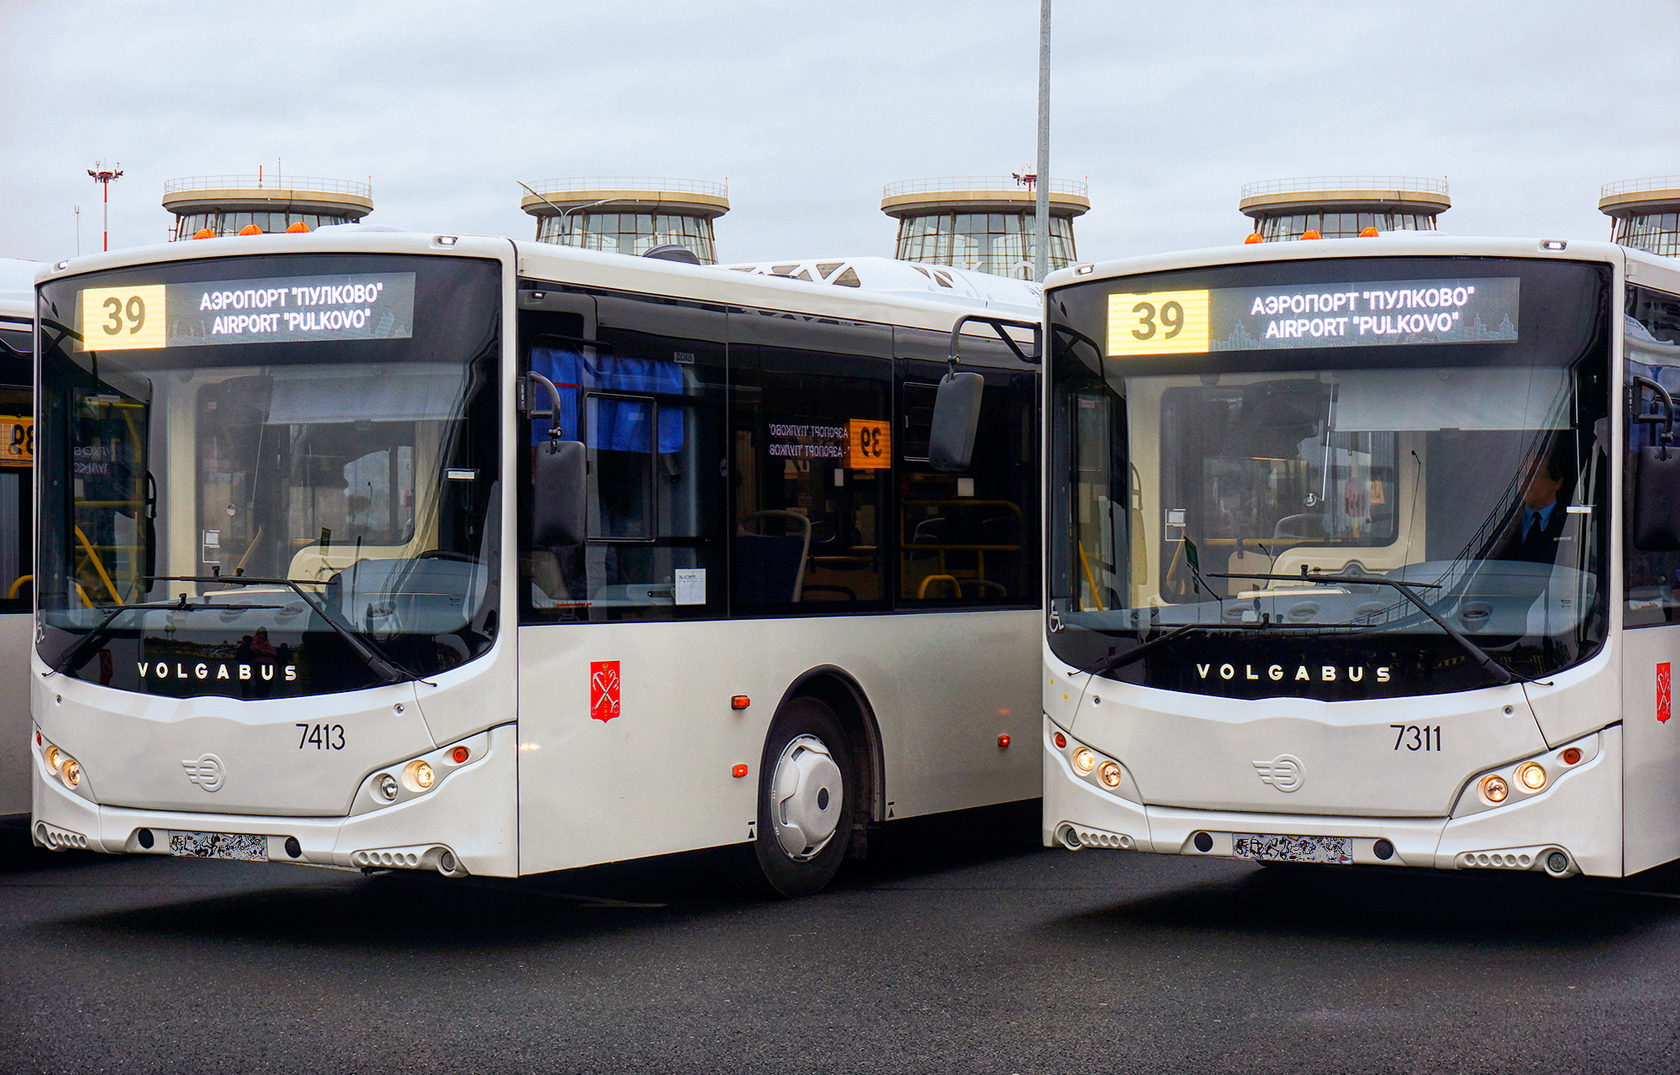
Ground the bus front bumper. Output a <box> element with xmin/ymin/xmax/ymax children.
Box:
<box><xmin>1042</xmin><ymin>717</ymin><xmax>1623</xmax><ymax>878</ymax></box>
<box><xmin>31</xmin><ymin>722</ymin><xmax>520</xmax><ymax>878</ymax></box>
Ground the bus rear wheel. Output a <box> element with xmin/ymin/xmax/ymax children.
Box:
<box><xmin>752</xmin><ymin>697</ymin><xmax>853</xmax><ymax>897</ymax></box>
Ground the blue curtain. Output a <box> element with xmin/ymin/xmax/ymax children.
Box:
<box><xmin>531</xmin><ymin>345</ymin><xmax>684</xmax><ymax>453</ymax></box>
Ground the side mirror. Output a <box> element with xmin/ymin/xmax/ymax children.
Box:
<box><xmin>533</xmin><ymin>440</ymin><xmax>587</xmax><ymax>547</ymax></box>
<box><xmin>927</xmin><ymin>370</ymin><xmax>984</xmax><ymax>471</ymax></box>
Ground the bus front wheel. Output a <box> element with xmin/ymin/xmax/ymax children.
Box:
<box><xmin>752</xmin><ymin>697</ymin><xmax>853</xmax><ymax>897</ymax></box>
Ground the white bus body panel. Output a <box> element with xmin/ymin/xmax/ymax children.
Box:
<box><xmin>1048</xmin><ymin>666</ymin><xmax>1550</xmax><ymax>819</ymax></box>
<box><xmin>1620</xmin><ymin>624</ymin><xmax>1680</xmax><ymax>874</ymax></box>
<box><xmin>1045</xmin><ymin>647</ymin><xmax>1631</xmax><ymax>876</ymax></box>
<box><xmin>30</xmin><ymin>642</ymin><xmax>521</xmax><ymax>876</ymax></box>
<box><xmin>517</xmin><ymin>610</ymin><xmax>1038</xmax><ymax>875</ymax></box>
<box><xmin>1</xmin><ymin>613</ymin><xmax>30</xmax><ymax>817</ymax></box>
<box><xmin>1044</xmin><ymin>718</ymin><xmax>1623</xmax><ymax>875</ymax></box>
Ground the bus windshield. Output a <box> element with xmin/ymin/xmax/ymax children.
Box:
<box><xmin>1047</xmin><ymin>255</ymin><xmax>1612</xmax><ymax>697</ymax></box>
<box><xmin>34</xmin><ymin>253</ymin><xmax>501</xmax><ymax>697</ymax></box>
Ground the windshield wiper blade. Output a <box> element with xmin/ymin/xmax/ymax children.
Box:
<box><xmin>47</xmin><ymin>597</ymin><xmax>289</xmax><ymax>677</ymax></box>
<box><xmin>150</xmin><ymin>575</ymin><xmax>425</xmax><ymax>686</ymax></box>
<box><xmin>1213</xmin><ymin>570</ymin><xmax>1523</xmax><ymax>686</ymax></box>
<box><xmin>1080</xmin><ymin>623</ymin><xmax>1201</xmax><ymax>678</ymax></box>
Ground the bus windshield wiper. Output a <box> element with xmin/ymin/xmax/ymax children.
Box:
<box><xmin>1080</xmin><ymin>623</ymin><xmax>1202</xmax><ymax>678</ymax></box>
<box><xmin>149</xmin><ymin>575</ymin><xmax>428</xmax><ymax>686</ymax></box>
<box><xmin>1213</xmin><ymin>569</ymin><xmax>1526</xmax><ymax>686</ymax></box>
<box><xmin>47</xmin><ymin>596</ymin><xmax>288</xmax><ymax>677</ymax></box>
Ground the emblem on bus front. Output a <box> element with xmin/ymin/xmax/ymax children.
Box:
<box><xmin>182</xmin><ymin>754</ymin><xmax>226</xmax><ymax>793</ymax></box>
<box><xmin>1253</xmin><ymin>754</ymin><xmax>1303</xmax><ymax>793</ymax></box>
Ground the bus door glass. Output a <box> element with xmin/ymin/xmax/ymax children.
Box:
<box><xmin>520</xmin><ymin>292</ymin><xmax>727</xmax><ymax>622</ymax></box>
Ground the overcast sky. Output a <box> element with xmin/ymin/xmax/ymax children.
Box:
<box><xmin>2</xmin><ymin>0</ymin><xmax>1676</xmax><ymax>271</ymax></box>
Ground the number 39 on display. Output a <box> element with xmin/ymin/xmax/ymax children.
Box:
<box><xmin>1105</xmin><ymin>289</ymin><xmax>1211</xmax><ymax>357</ymax></box>
<box><xmin>78</xmin><ymin>284</ymin><xmax>167</xmax><ymax>351</ymax></box>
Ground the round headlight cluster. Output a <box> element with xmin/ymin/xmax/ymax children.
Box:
<box><xmin>42</xmin><ymin>741</ymin><xmax>83</xmax><ymax>790</ymax></box>
<box><xmin>1055</xmin><ymin>730</ymin><xmax>1126</xmax><ymax>796</ymax></box>
<box><xmin>1480</xmin><ymin>760</ymin><xmax>1554</xmax><ymax>808</ymax></box>
<box><xmin>371</xmin><ymin>739</ymin><xmax>477</xmax><ymax>806</ymax></box>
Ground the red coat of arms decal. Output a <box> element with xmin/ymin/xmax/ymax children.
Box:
<box><xmin>590</xmin><ymin>661</ymin><xmax>621</xmax><ymax>722</ymax></box>
<box><xmin>1659</xmin><ymin>662</ymin><xmax>1672</xmax><ymax>725</ymax></box>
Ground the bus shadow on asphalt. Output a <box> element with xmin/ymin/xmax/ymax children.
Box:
<box><xmin>1054</xmin><ymin>858</ymin><xmax>1680</xmax><ymax>948</ymax></box>
<box><xmin>54</xmin><ymin>801</ymin><xmax>1047</xmax><ymax>949</ymax></box>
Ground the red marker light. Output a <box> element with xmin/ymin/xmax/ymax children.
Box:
<box><xmin>997</xmin><ymin>734</ymin><xmax>1011</xmax><ymax>749</ymax></box>
<box><xmin>732</xmin><ymin>764</ymin><xmax>749</xmax><ymax>778</ymax></box>
<box><xmin>731</xmin><ymin>695</ymin><xmax>750</xmax><ymax>711</ymax></box>
<box><xmin>1561</xmin><ymin>747</ymin><xmax>1582</xmax><ymax>766</ymax></box>
<box><xmin>451</xmin><ymin>746</ymin><xmax>470</xmax><ymax>765</ymax></box>
<box><xmin>1053</xmin><ymin>732</ymin><xmax>1067</xmax><ymax>750</ymax></box>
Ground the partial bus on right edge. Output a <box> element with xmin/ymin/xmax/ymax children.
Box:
<box><xmin>1041</xmin><ymin>233</ymin><xmax>1680</xmax><ymax>878</ymax></box>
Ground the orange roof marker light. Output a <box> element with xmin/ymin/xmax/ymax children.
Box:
<box><xmin>286</xmin><ymin>221</ymin><xmax>310</xmax><ymax>233</ymax></box>
<box><xmin>1359</xmin><ymin>226</ymin><xmax>1381</xmax><ymax>238</ymax></box>
<box><xmin>238</xmin><ymin>224</ymin><xmax>263</xmax><ymax>236</ymax></box>
<box><xmin>1300</xmin><ymin>229</ymin><xmax>1322</xmax><ymax>240</ymax></box>
<box><xmin>193</xmin><ymin>228</ymin><xmax>216</xmax><ymax>239</ymax></box>
<box><xmin>1243</xmin><ymin>233</ymin><xmax>1263</xmax><ymax>244</ymax></box>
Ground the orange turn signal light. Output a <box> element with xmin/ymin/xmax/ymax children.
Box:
<box><xmin>732</xmin><ymin>764</ymin><xmax>749</xmax><ymax>778</ymax></box>
<box><xmin>731</xmin><ymin>695</ymin><xmax>750</xmax><ymax>711</ymax></box>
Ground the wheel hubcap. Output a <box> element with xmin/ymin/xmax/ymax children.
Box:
<box><xmin>770</xmin><ymin>734</ymin><xmax>843</xmax><ymax>860</ymax></box>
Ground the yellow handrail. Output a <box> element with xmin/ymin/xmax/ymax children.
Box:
<box><xmin>74</xmin><ymin>526</ymin><xmax>124</xmax><ymax>606</ymax></box>
<box><xmin>5</xmin><ymin>576</ymin><xmax>94</xmax><ymax>608</ymax></box>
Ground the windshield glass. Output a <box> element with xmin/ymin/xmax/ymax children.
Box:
<box><xmin>35</xmin><ymin>253</ymin><xmax>501</xmax><ymax>697</ymax></box>
<box><xmin>1047</xmin><ymin>255</ymin><xmax>1612</xmax><ymax>698</ymax></box>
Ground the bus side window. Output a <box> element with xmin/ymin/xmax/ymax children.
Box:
<box><xmin>1623</xmin><ymin>284</ymin><xmax>1680</xmax><ymax>626</ymax></box>
<box><xmin>895</xmin><ymin>343</ymin><xmax>1038</xmax><ymax>608</ymax></box>
<box><xmin>728</xmin><ymin>318</ymin><xmax>891</xmax><ymax>611</ymax></box>
<box><xmin>519</xmin><ymin>299</ymin><xmax>727</xmax><ymax>624</ymax></box>
<box><xmin>0</xmin><ymin>385</ymin><xmax>28</xmax><ymax>611</ymax></box>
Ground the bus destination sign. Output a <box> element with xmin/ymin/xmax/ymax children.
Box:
<box><xmin>78</xmin><ymin>272</ymin><xmax>417</xmax><ymax>351</ymax></box>
<box><xmin>1107</xmin><ymin>276</ymin><xmax>1521</xmax><ymax>357</ymax></box>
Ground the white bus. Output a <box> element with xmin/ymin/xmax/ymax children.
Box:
<box><xmin>28</xmin><ymin>232</ymin><xmax>1042</xmax><ymax>895</ymax></box>
<box><xmin>1041</xmin><ymin>234</ymin><xmax>1680</xmax><ymax>879</ymax></box>
<box><xmin>1</xmin><ymin>275</ymin><xmax>33</xmax><ymax>820</ymax></box>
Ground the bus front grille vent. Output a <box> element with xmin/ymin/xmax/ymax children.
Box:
<box><xmin>36</xmin><ymin>823</ymin><xmax>89</xmax><ymax>850</ymax></box>
<box><xmin>1062</xmin><ymin>825</ymin><xmax>1134</xmax><ymax>850</ymax></box>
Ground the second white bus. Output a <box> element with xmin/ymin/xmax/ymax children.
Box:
<box><xmin>1042</xmin><ymin>234</ymin><xmax>1680</xmax><ymax>879</ymax></box>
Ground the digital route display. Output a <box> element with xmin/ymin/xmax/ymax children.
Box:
<box><xmin>77</xmin><ymin>272</ymin><xmax>417</xmax><ymax>351</ymax></box>
<box><xmin>1106</xmin><ymin>276</ymin><xmax>1521</xmax><ymax>357</ymax></box>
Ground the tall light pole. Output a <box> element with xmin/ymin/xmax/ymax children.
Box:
<box><xmin>1033</xmin><ymin>0</ymin><xmax>1052</xmax><ymax>282</ymax></box>
<box><xmin>87</xmin><ymin>160</ymin><xmax>123</xmax><ymax>252</ymax></box>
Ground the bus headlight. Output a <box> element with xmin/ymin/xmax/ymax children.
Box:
<box><xmin>1073</xmin><ymin>748</ymin><xmax>1096</xmax><ymax>774</ymax></box>
<box><xmin>376</xmin><ymin>773</ymin><xmax>399</xmax><ymax>801</ymax></box>
<box><xmin>1480</xmin><ymin>774</ymin><xmax>1509</xmax><ymax>804</ymax></box>
<box><xmin>60</xmin><ymin>758</ymin><xmax>82</xmax><ymax>789</ymax></box>
<box><xmin>45</xmin><ymin>745</ymin><xmax>63</xmax><ymax>773</ymax></box>
<box><xmin>404</xmin><ymin>760</ymin><xmax>435</xmax><ymax>792</ymax></box>
<box><xmin>1098</xmin><ymin>761</ymin><xmax>1123</xmax><ymax>789</ymax></box>
<box><xmin>1517</xmin><ymin>762</ymin><xmax>1547</xmax><ymax>792</ymax></box>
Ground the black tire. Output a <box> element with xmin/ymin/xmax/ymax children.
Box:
<box><xmin>751</xmin><ymin>697</ymin><xmax>854</xmax><ymax>897</ymax></box>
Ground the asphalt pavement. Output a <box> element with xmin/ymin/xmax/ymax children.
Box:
<box><xmin>3</xmin><ymin>806</ymin><xmax>1680</xmax><ymax>1074</ymax></box>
